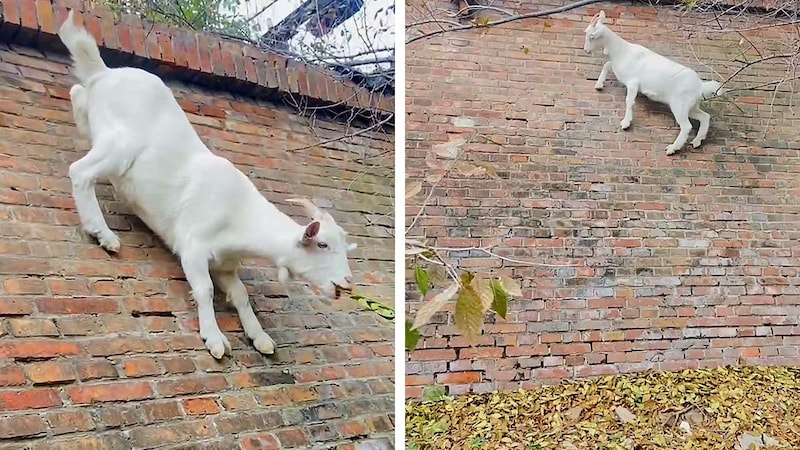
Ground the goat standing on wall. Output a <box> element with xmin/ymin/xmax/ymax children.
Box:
<box><xmin>58</xmin><ymin>10</ymin><xmax>358</xmax><ymax>359</ymax></box>
<box><xmin>584</xmin><ymin>11</ymin><xmax>723</xmax><ymax>155</ymax></box>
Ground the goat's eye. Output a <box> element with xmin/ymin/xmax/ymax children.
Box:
<box><xmin>317</xmin><ymin>242</ymin><xmax>328</xmax><ymax>249</ymax></box>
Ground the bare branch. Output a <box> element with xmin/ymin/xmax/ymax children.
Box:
<box><xmin>406</xmin><ymin>0</ymin><xmax>608</xmax><ymax>45</ymax></box>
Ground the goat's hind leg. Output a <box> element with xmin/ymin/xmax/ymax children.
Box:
<box><xmin>68</xmin><ymin>133</ymin><xmax>123</xmax><ymax>252</ymax></box>
<box><xmin>620</xmin><ymin>81</ymin><xmax>639</xmax><ymax>130</ymax></box>
<box><xmin>213</xmin><ymin>268</ymin><xmax>275</xmax><ymax>355</ymax></box>
<box><xmin>666</xmin><ymin>101</ymin><xmax>693</xmax><ymax>155</ymax></box>
<box><xmin>689</xmin><ymin>104</ymin><xmax>711</xmax><ymax>149</ymax></box>
<box><xmin>69</xmin><ymin>84</ymin><xmax>90</xmax><ymax>139</ymax></box>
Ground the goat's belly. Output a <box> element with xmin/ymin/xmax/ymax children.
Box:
<box><xmin>109</xmin><ymin>177</ymin><xmax>180</xmax><ymax>250</ymax></box>
<box><xmin>640</xmin><ymin>89</ymin><xmax>663</xmax><ymax>102</ymax></box>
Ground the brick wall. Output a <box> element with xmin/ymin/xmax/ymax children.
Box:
<box><xmin>405</xmin><ymin>0</ymin><xmax>800</xmax><ymax>398</ymax></box>
<box><xmin>0</xmin><ymin>0</ymin><xmax>395</xmax><ymax>448</ymax></box>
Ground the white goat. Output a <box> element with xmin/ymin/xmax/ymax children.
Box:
<box><xmin>58</xmin><ymin>10</ymin><xmax>358</xmax><ymax>359</ymax></box>
<box><xmin>584</xmin><ymin>11</ymin><xmax>723</xmax><ymax>155</ymax></box>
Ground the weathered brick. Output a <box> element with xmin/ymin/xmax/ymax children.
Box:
<box><xmin>68</xmin><ymin>382</ymin><xmax>154</xmax><ymax>404</ymax></box>
<box><xmin>0</xmin><ymin>388</ymin><xmax>62</xmax><ymax>411</ymax></box>
<box><xmin>0</xmin><ymin>414</ymin><xmax>48</xmax><ymax>438</ymax></box>
<box><xmin>0</xmin><ymin>3</ymin><xmax>394</xmax><ymax>446</ymax></box>
<box><xmin>405</xmin><ymin>0</ymin><xmax>798</xmax><ymax>397</ymax></box>
<box><xmin>26</xmin><ymin>361</ymin><xmax>76</xmax><ymax>384</ymax></box>
<box><xmin>181</xmin><ymin>397</ymin><xmax>220</xmax><ymax>415</ymax></box>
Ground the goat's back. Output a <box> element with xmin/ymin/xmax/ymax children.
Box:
<box><xmin>86</xmin><ymin>67</ymin><xmax>202</xmax><ymax>149</ymax></box>
<box><xmin>82</xmin><ymin>66</ymin><xmax>227</xmax><ymax>253</ymax></box>
<box><xmin>612</xmin><ymin>44</ymin><xmax>703</xmax><ymax>103</ymax></box>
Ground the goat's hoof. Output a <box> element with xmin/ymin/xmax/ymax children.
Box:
<box><xmin>666</xmin><ymin>145</ymin><xmax>679</xmax><ymax>155</ymax></box>
<box><xmin>203</xmin><ymin>332</ymin><xmax>231</xmax><ymax>359</ymax></box>
<box><xmin>594</xmin><ymin>82</ymin><xmax>604</xmax><ymax>90</ymax></box>
<box><xmin>691</xmin><ymin>139</ymin><xmax>703</xmax><ymax>149</ymax></box>
<box><xmin>253</xmin><ymin>333</ymin><xmax>275</xmax><ymax>355</ymax></box>
<box><xmin>98</xmin><ymin>233</ymin><xmax>121</xmax><ymax>253</ymax></box>
<box><xmin>620</xmin><ymin>120</ymin><xmax>631</xmax><ymax>130</ymax></box>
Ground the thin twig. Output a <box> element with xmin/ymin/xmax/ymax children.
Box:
<box><xmin>406</xmin><ymin>0</ymin><xmax>607</xmax><ymax>45</ymax></box>
<box><xmin>287</xmin><ymin>114</ymin><xmax>394</xmax><ymax>153</ymax></box>
<box><xmin>405</xmin><ymin>134</ymin><xmax>476</xmax><ymax>233</ymax></box>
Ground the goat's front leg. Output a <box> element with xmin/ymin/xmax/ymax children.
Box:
<box><xmin>666</xmin><ymin>102</ymin><xmax>693</xmax><ymax>155</ymax></box>
<box><xmin>689</xmin><ymin>105</ymin><xmax>711</xmax><ymax>148</ymax></box>
<box><xmin>182</xmin><ymin>254</ymin><xmax>231</xmax><ymax>359</ymax></box>
<box><xmin>213</xmin><ymin>270</ymin><xmax>275</xmax><ymax>355</ymax></box>
<box><xmin>595</xmin><ymin>61</ymin><xmax>612</xmax><ymax>90</ymax></box>
<box><xmin>68</xmin><ymin>134</ymin><xmax>121</xmax><ymax>253</ymax></box>
<box><xmin>620</xmin><ymin>81</ymin><xmax>639</xmax><ymax>130</ymax></box>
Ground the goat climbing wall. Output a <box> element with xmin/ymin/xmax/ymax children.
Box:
<box><xmin>0</xmin><ymin>0</ymin><xmax>395</xmax><ymax>448</ymax></box>
<box><xmin>406</xmin><ymin>0</ymin><xmax>800</xmax><ymax>397</ymax></box>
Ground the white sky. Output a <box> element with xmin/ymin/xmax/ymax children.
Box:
<box><xmin>239</xmin><ymin>0</ymin><xmax>395</xmax><ymax>72</ymax></box>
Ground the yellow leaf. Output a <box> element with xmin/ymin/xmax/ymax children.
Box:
<box><xmin>455</xmin><ymin>284</ymin><xmax>483</xmax><ymax>343</ymax></box>
<box><xmin>455</xmin><ymin>162</ymin><xmax>486</xmax><ymax>177</ymax></box>
<box><xmin>431</xmin><ymin>138</ymin><xmax>466</xmax><ymax>159</ymax></box>
<box><xmin>426</xmin><ymin>172</ymin><xmax>444</xmax><ymax>184</ymax></box>
<box><xmin>471</xmin><ymin>276</ymin><xmax>494</xmax><ymax>312</ymax></box>
<box><xmin>425</xmin><ymin>150</ymin><xmax>446</xmax><ymax>170</ymax></box>
<box><xmin>498</xmin><ymin>276</ymin><xmax>522</xmax><ymax>297</ymax></box>
<box><xmin>406</xmin><ymin>181</ymin><xmax>423</xmax><ymax>199</ymax></box>
<box><xmin>411</xmin><ymin>282</ymin><xmax>459</xmax><ymax>330</ymax></box>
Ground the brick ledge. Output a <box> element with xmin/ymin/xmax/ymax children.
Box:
<box><xmin>0</xmin><ymin>0</ymin><xmax>393</xmax><ymax>120</ymax></box>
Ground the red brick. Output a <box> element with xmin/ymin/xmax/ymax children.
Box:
<box><xmin>3</xmin><ymin>278</ymin><xmax>46</xmax><ymax>294</ymax></box>
<box><xmin>241</xmin><ymin>433</ymin><xmax>280</xmax><ymax>450</ymax></box>
<box><xmin>8</xmin><ymin>318</ymin><xmax>58</xmax><ymax>337</ymax></box>
<box><xmin>19</xmin><ymin>0</ymin><xmax>37</xmax><ymax>29</ymax></box>
<box><xmin>46</xmin><ymin>409</ymin><xmax>94</xmax><ymax>434</ymax></box>
<box><xmin>34</xmin><ymin>0</ymin><xmax>55</xmax><ymax>33</ymax></box>
<box><xmin>0</xmin><ymin>414</ymin><xmax>48</xmax><ymax>438</ymax></box>
<box><xmin>26</xmin><ymin>361</ymin><xmax>76</xmax><ymax>384</ymax></box>
<box><xmin>181</xmin><ymin>397</ymin><xmax>220</xmax><ymax>415</ymax></box>
<box><xmin>436</xmin><ymin>371</ymin><xmax>481</xmax><ymax>384</ymax></box>
<box><xmin>0</xmin><ymin>340</ymin><xmax>81</xmax><ymax>359</ymax></box>
<box><xmin>276</xmin><ymin>428</ymin><xmax>308</xmax><ymax>447</ymax></box>
<box><xmin>37</xmin><ymin>297</ymin><xmax>119</xmax><ymax>314</ymax></box>
<box><xmin>123</xmin><ymin>358</ymin><xmax>163</xmax><ymax>378</ymax></box>
<box><xmin>0</xmin><ymin>388</ymin><xmax>62</xmax><ymax>411</ymax></box>
<box><xmin>2</xmin><ymin>0</ymin><xmax>22</xmax><ymax>25</ymax></box>
<box><xmin>68</xmin><ymin>382</ymin><xmax>154</xmax><ymax>404</ymax></box>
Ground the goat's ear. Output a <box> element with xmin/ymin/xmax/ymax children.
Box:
<box><xmin>301</xmin><ymin>221</ymin><xmax>321</xmax><ymax>244</ymax></box>
<box><xmin>346</xmin><ymin>242</ymin><xmax>358</xmax><ymax>253</ymax></box>
<box><xmin>598</xmin><ymin>10</ymin><xmax>606</xmax><ymax>23</ymax></box>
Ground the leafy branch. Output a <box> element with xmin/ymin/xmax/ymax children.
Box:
<box><xmin>404</xmin><ymin>135</ymin><xmax>522</xmax><ymax>351</ymax></box>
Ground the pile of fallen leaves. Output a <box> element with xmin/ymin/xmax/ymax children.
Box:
<box><xmin>406</xmin><ymin>366</ymin><xmax>800</xmax><ymax>450</ymax></box>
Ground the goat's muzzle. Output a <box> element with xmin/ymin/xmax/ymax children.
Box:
<box><xmin>333</xmin><ymin>282</ymin><xmax>353</xmax><ymax>300</ymax></box>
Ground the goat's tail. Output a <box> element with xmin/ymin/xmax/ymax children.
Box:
<box><xmin>701</xmin><ymin>80</ymin><xmax>727</xmax><ymax>100</ymax></box>
<box><xmin>58</xmin><ymin>10</ymin><xmax>108</xmax><ymax>84</ymax></box>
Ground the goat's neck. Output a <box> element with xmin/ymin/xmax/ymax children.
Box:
<box><xmin>241</xmin><ymin>198</ymin><xmax>305</xmax><ymax>265</ymax></box>
<box><xmin>602</xmin><ymin>30</ymin><xmax>630</xmax><ymax>60</ymax></box>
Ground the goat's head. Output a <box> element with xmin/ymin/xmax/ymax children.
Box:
<box><xmin>583</xmin><ymin>10</ymin><xmax>608</xmax><ymax>54</ymax></box>
<box><xmin>285</xmin><ymin>198</ymin><xmax>358</xmax><ymax>299</ymax></box>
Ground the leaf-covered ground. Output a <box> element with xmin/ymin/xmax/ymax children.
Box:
<box><xmin>406</xmin><ymin>366</ymin><xmax>800</xmax><ymax>450</ymax></box>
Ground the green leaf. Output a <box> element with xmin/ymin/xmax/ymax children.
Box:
<box><xmin>414</xmin><ymin>266</ymin><xmax>429</xmax><ymax>296</ymax></box>
<box><xmin>455</xmin><ymin>284</ymin><xmax>483</xmax><ymax>343</ymax></box>
<box><xmin>490</xmin><ymin>279</ymin><xmax>508</xmax><ymax>319</ymax></box>
<box><xmin>405</xmin><ymin>320</ymin><xmax>421</xmax><ymax>352</ymax></box>
<box><xmin>427</xmin><ymin>265</ymin><xmax>449</xmax><ymax>285</ymax></box>
<box><xmin>422</xmin><ymin>385</ymin><xmax>447</xmax><ymax>402</ymax></box>
<box><xmin>521</xmin><ymin>45</ymin><xmax>530</xmax><ymax>55</ymax></box>
<box><xmin>460</xmin><ymin>271</ymin><xmax>475</xmax><ymax>285</ymax></box>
